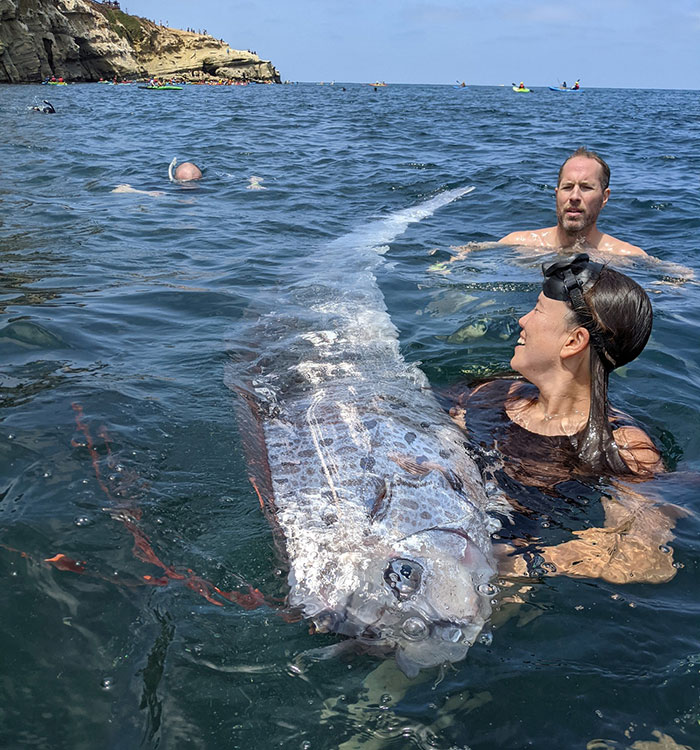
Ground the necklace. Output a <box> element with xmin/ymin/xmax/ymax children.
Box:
<box><xmin>508</xmin><ymin>400</ymin><xmax>588</xmax><ymax>436</ymax></box>
<box><xmin>542</xmin><ymin>407</ymin><xmax>586</xmax><ymax>423</ymax></box>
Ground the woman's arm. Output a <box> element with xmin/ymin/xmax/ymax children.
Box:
<box><xmin>498</xmin><ymin>484</ymin><xmax>680</xmax><ymax>584</ymax></box>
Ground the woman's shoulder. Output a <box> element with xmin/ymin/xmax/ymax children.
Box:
<box><xmin>613</xmin><ymin>424</ymin><xmax>664</xmax><ymax>475</ymax></box>
<box><xmin>468</xmin><ymin>377</ymin><xmax>533</xmax><ymax>404</ymax></box>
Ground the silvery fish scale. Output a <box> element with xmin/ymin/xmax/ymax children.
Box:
<box><xmin>229</xmin><ymin>189</ymin><xmax>508</xmax><ymax>676</ymax></box>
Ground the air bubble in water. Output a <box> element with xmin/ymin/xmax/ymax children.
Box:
<box><xmin>100</xmin><ymin>677</ymin><xmax>114</xmax><ymax>690</ymax></box>
<box><xmin>477</xmin><ymin>583</ymin><xmax>499</xmax><ymax>596</ymax></box>
<box><xmin>659</xmin><ymin>545</ymin><xmax>671</xmax><ymax>554</ymax></box>
<box><xmin>74</xmin><ymin>516</ymin><xmax>93</xmax><ymax>527</ymax></box>
<box><xmin>479</xmin><ymin>631</ymin><xmax>493</xmax><ymax>646</ymax></box>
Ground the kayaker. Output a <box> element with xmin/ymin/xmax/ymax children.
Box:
<box><xmin>518</xmin><ymin>81</ymin><xmax>526</xmax><ymax>89</ymax></box>
<box><xmin>499</xmin><ymin>147</ymin><xmax>648</xmax><ymax>257</ymax></box>
<box><xmin>561</xmin><ymin>81</ymin><xmax>567</xmax><ymax>89</ymax></box>
<box><xmin>573</xmin><ymin>80</ymin><xmax>580</xmax><ymax>90</ymax></box>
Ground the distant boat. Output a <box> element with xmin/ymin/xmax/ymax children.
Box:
<box><xmin>453</xmin><ymin>82</ymin><xmax>468</xmax><ymax>89</ymax></box>
<box><xmin>548</xmin><ymin>85</ymin><xmax>582</xmax><ymax>92</ymax></box>
<box><xmin>368</xmin><ymin>81</ymin><xmax>388</xmax><ymax>87</ymax></box>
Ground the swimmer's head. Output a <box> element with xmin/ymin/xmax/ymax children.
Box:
<box><xmin>540</xmin><ymin>253</ymin><xmax>654</xmax><ymax>474</ymax></box>
<box><xmin>173</xmin><ymin>162</ymin><xmax>202</xmax><ymax>181</ymax></box>
<box><xmin>542</xmin><ymin>253</ymin><xmax>652</xmax><ymax>371</ymax></box>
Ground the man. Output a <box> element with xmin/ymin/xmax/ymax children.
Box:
<box><xmin>171</xmin><ymin>160</ymin><xmax>203</xmax><ymax>182</ymax></box>
<box><xmin>499</xmin><ymin>147</ymin><xmax>647</xmax><ymax>257</ymax></box>
<box><xmin>112</xmin><ymin>159</ymin><xmax>202</xmax><ymax>197</ymax></box>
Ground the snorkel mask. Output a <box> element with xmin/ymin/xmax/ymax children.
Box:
<box><xmin>542</xmin><ymin>253</ymin><xmax>616</xmax><ymax>369</ymax></box>
<box><xmin>168</xmin><ymin>157</ymin><xmax>178</xmax><ymax>183</ymax></box>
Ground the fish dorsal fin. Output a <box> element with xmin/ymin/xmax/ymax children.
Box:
<box><xmin>228</xmin><ymin>384</ymin><xmax>288</xmax><ymax>560</ymax></box>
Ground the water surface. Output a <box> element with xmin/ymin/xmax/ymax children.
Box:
<box><xmin>1</xmin><ymin>82</ymin><xmax>700</xmax><ymax>749</ymax></box>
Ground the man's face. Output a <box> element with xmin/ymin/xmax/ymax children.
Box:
<box><xmin>555</xmin><ymin>156</ymin><xmax>610</xmax><ymax>234</ymax></box>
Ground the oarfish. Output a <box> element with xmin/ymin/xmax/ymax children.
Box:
<box><xmin>227</xmin><ymin>188</ymin><xmax>510</xmax><ymax>677</ymax></box>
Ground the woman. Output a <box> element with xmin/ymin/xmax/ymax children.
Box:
<box><xmin>450</xmin><ymin>254</ymin><xmax>677</xmax><ymax>583</ymax></box>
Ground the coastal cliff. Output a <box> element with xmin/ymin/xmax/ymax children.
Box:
<box><xmin>0</xmin><ymin>0</ymin><xmax>280</xmax><ymax>83</ymax></box>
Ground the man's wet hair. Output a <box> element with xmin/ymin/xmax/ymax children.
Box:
<box><xmin>558</xmin><ymin>147</ymin><xmax>611</xmax><ymax>191</ymax></box>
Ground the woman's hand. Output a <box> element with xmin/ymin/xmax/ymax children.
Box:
<box><xmin>497</xmin><ymin>485</ymin><xmax>682</xmax><ymax>584</ymax></box>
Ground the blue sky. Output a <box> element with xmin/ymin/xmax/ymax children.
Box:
<box><xmin>127</xmin><ymin>0</ymin><xmax>700</xmax><ymax>89</ymax></box>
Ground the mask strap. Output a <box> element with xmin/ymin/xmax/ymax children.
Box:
<box><xmin>563</xmin><ymin>269</ymin><xmax>617</xmax><ymax>369</ymax></box>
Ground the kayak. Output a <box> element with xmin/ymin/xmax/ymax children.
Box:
<box><xmin>512</xmin><ymin>86</ymin><xmax>531</xmax><ymax>93</ymax></box>
<box><xmin>548</xmin><ymin>86</ymin><xmax>582</xmax><ymax>92</ymax></box>
<box><xmin>453</xmin><ymin>84</ymin><xmax>468</xmax><ymax>89</ymax></box>
<box><xmin>138</xmin><ymin>85</ymin><xmax>183</xmax><ymax>90</ymax></box>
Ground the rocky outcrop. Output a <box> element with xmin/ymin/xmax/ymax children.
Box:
<box><xmin>0</xmin><ymin>0</ymin><xmax>280</xmax><ymax>83</ymax></box>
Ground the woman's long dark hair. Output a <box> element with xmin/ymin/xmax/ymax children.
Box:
<box><xmin>571</xmin><ymin>266</ymin><xmax>654</xmax><ymax>475</ymax></box>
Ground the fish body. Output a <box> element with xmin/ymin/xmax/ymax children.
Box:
<box><xmin>229</xmin><ymin>188</ymin><xmax>509</xmax><ymax>676</ymax></box>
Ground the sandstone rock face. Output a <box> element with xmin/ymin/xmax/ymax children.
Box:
<box><xmin>0</xmin><ymin>0</ymin><xmax>280</xmax><ymax>83</ymax></box>
<box><xmin>133</xmin><ymin>26</ymin><xmax>278</xmax><ymax>82</ymax></box>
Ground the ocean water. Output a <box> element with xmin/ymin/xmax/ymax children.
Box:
<box><xmin>1</xmin><ymin>82</ymin><xmax>700</xmax><ymax>750</ymax></box>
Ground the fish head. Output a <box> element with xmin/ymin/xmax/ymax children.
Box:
<box><xmin>311</xmin><ymin>470</ymin><xmax>500</xmax><ymax>677</ymax></box>
<box><xmin>382</xmin><ymin>538</ymin><xmax>497</xmax><ymax>678</ymax></box>
<box><xmin>381</xmin><ymin>528</ymin><xmax>497</xmax><ymax>677</ymax></box>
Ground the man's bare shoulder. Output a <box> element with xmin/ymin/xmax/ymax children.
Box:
<box><xmin>498</xmin><ymin>227</ymin><xmax>557</xmax><ymax>247</ymax></box>
<box><xmin>596</xmin><ymin>234</ymin><xmax>648</xmax><ymax>258</ymax></box>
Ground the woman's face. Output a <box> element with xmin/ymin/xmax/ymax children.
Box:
<box><xmin>511</xmin><ymin>293</ymin><xmax>576</xmax><ymax>380</ymax></box>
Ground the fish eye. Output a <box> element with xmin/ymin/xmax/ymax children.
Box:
<box><xmin>384</xmin><ymin>558</ymin><xmax>423</xmax><ymax>601</ymax></box>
